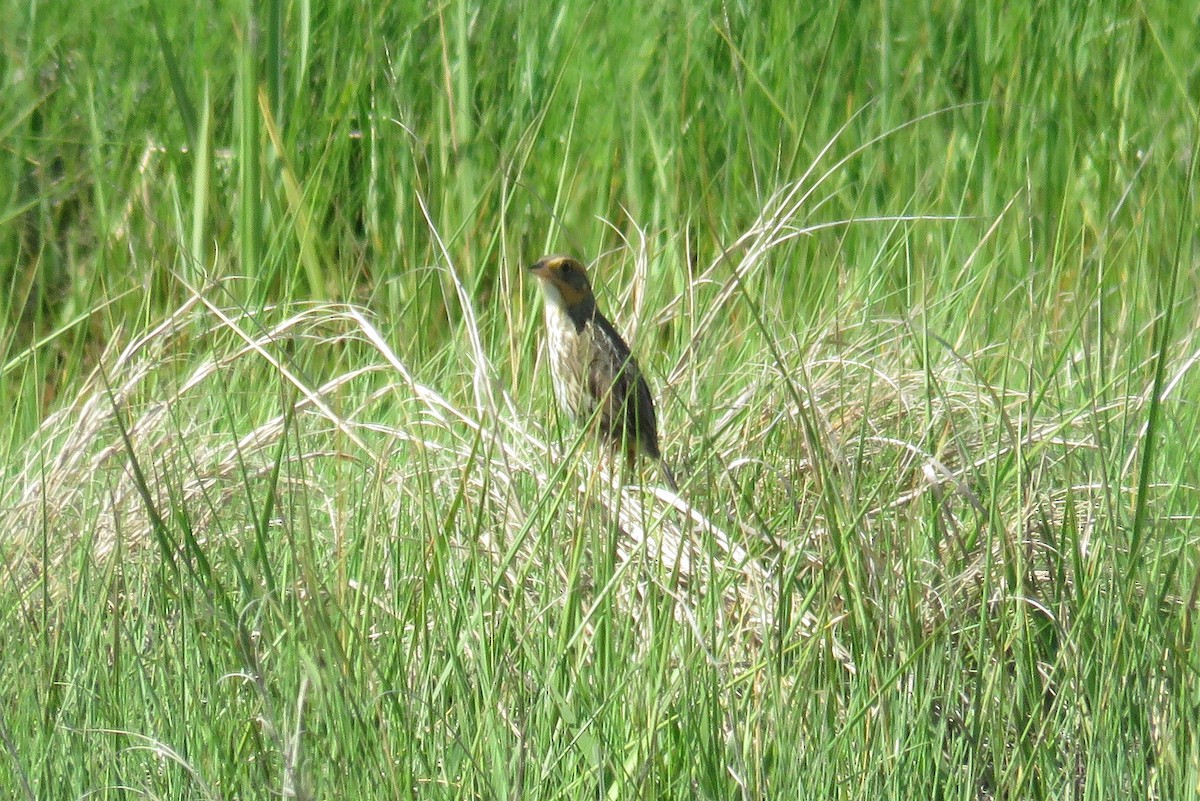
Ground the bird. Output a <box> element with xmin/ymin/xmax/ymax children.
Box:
<box><xmin>528</xmin><ymin>255</ymin><xmax>677</xmax><ymax>490</ymax></box>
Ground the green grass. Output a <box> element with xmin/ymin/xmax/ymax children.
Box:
<box><xmin>2</xmin><ymin>0</ymin><xmax>1199</xmax><ymax>797</ymax></box>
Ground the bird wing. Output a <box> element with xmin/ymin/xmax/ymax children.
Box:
<box><xmin>587</xmin><ymin>314</ymin><xmax>661</xmax><ymax>461</ymax></box>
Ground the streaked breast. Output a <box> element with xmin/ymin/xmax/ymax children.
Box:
<box><xmin>543</xmin><ymin>303</ymin><xmax>595</xmax><ymax>421</ymax></box>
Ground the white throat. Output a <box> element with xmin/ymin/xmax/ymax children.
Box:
<box><xmin>538</xmin><ymin>280</ymin><xmax>566</xmax><ymax>310</ymax></box>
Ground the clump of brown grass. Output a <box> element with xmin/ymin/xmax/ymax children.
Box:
<box><xmin>7</xmin><ymin>164</ymin><xmax>1185</xmax><ymax>680</ymax></box>
<box><xmin>0</xmin><ymin>270</ymin><xmax>788</xmax><ymax>666</ymax></box>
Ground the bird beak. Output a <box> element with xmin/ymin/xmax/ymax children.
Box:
<box><xmin>528</xmin><ymin>259</ymin><xmax>547</xmax><ymax>276</ymax></box>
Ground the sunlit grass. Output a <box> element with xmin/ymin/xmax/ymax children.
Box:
<box><xmin>2</xmin><ymin>0</ymin><xmax>1198</xmax><ymax>798</ymax></box>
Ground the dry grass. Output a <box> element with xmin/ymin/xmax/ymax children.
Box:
<box><xmin>5</xmin><ymin>234</ymin><xmax>1173</xmax><ymax>684</ymax></box>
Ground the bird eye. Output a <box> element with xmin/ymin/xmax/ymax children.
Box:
<box><xmin>558</xmin><ymin>263</ymin><xmax>573</xmax><ymax>276</ymax></box>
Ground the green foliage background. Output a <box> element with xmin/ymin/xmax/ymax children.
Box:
<box><xmin>2</xmin><ymin>0</ymin><xmax>1198</xmax><ymax>797</ymax></box>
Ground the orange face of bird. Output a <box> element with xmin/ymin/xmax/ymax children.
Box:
<box><xmin>528</xmin><ymin>255</ymin><xmax>593</xmax><ymax>310</ymax></box>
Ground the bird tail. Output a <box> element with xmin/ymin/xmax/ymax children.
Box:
<box><xmin>657</xmin><ymin>460</ymin><xmax>679</xmax><ymax>492</ymax></box>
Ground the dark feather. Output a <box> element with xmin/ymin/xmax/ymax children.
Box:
<box><xmin>587</xmin><ymin>311</ymin><xmax>661</xmax><ymax>463</ymax></box>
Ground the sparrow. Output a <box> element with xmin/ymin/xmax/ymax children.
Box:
<box><xmin>528</xmin><ymin>255</ymin><xmax>676</xmax><ymax>489</ymax></box>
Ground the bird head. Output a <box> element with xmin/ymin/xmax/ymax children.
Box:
<box><xmin>528</xmin><ymin>255</ymin><xmax>595</xmax><ymax>311</ymax></box>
